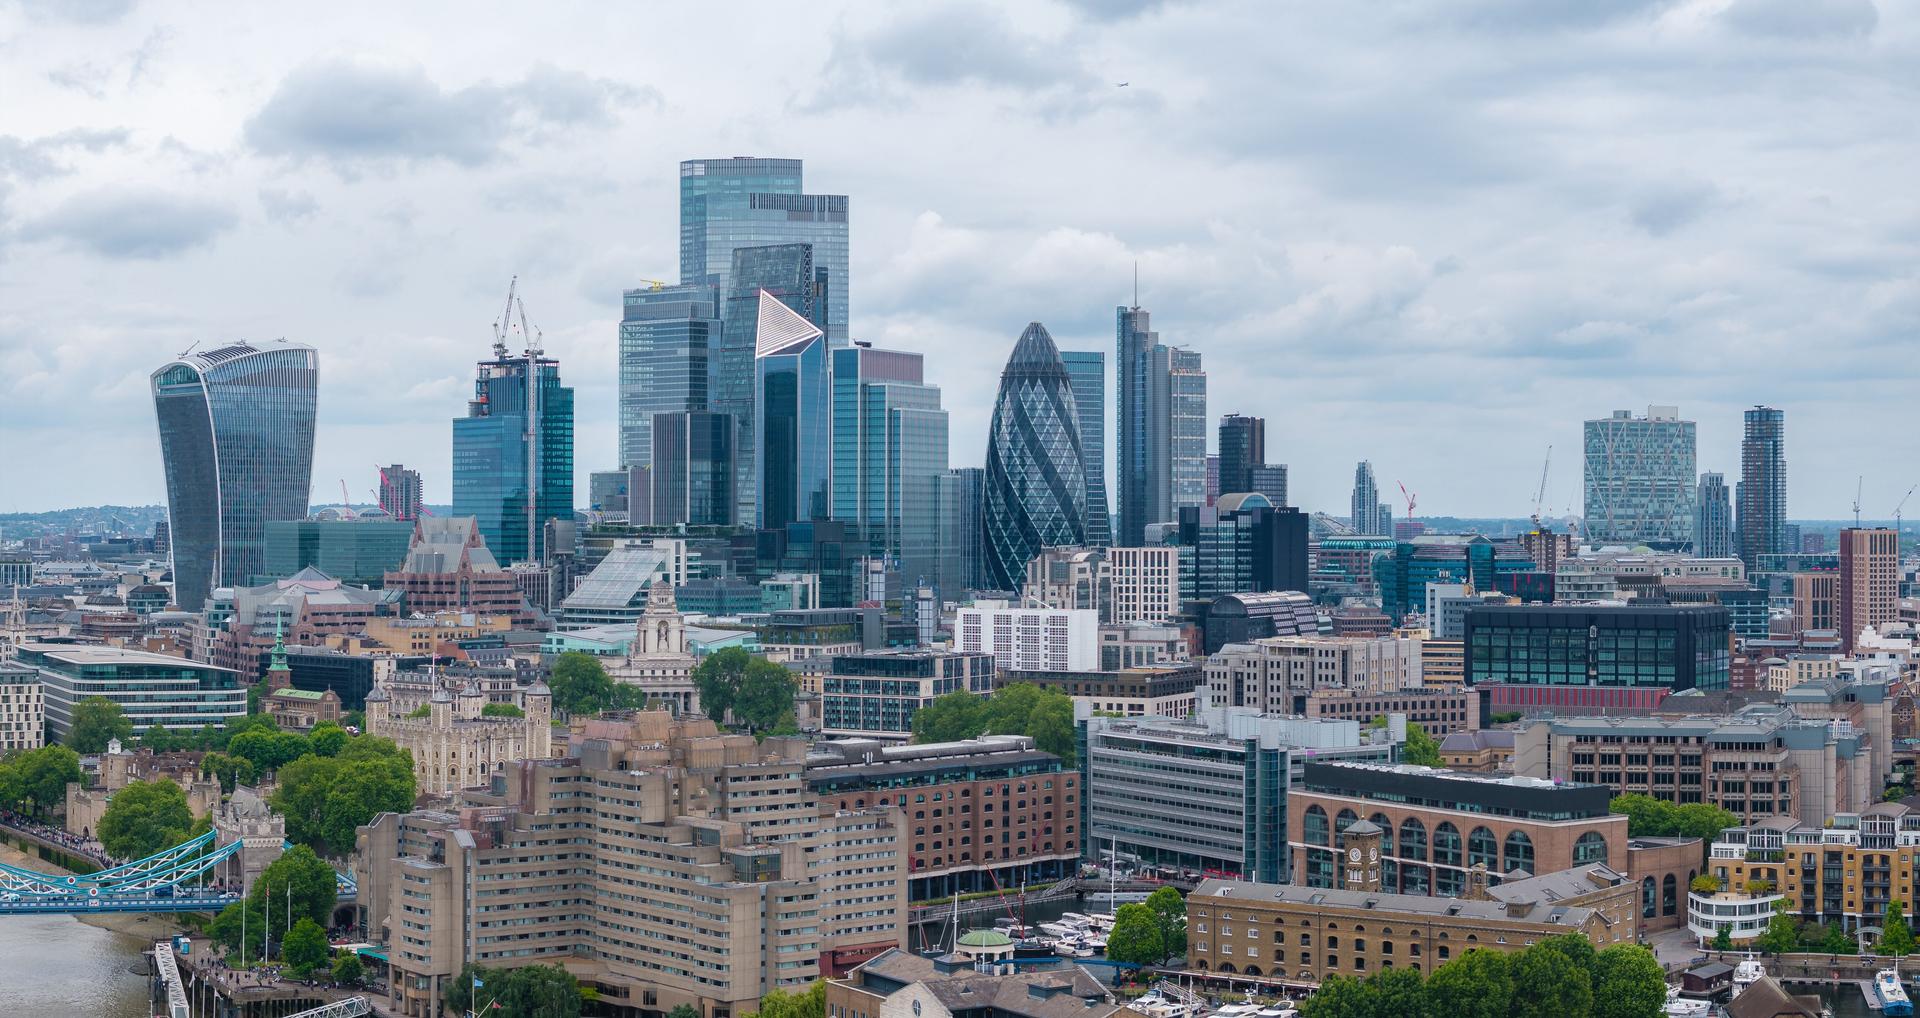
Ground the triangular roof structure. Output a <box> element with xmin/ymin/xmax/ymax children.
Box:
<box><xmin>754</xmin><ymin>290</ymin><xmax>824</xmax><ymax>357</ymax></box>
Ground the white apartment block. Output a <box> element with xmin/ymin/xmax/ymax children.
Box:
<box><xmin>1108</xmin><ymin>545</ymin><xmax>1182</xmax><ymax>625</ymax></box>
<box><xmin>955</xmin><ymin>606</ymin><xmax>1099</xmax><ymax>673</ymax></box>
<box><xmin>0</xmin><ymin>666</ymin><xmax>44</xmax><ymax>752</ymax></box>
<box><xmin>1204</xmin><ymin>634</ymin><xmax>1424</xmax><ymax>714</ymax></box>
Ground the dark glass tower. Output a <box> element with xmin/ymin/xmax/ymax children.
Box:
<box><xmin>1695</xmin><ymin>471</ymin><xmax>1733</xmax><ymax>559</ymax></box>
<box><xmin>452</xmin><ymin>344</ymin><xmax>574</xmax><ymax>564</ymax></box>
<box><xmin>755</xmin><ymin>295</ymin><xmax>831</xmax><ymax>531</ymax></box>
<box><xmin>1115</xmin><ymin>304</ymin><xmax>1162</xmax><ymax>546</ymax></box>
<box><xmin>831</xmin><ymin>345</ymin><xmax>948</xmax><ymax>587</ymax></box>
<box><xmin>679</xmin><ymin>157</ymin><xmax>849</xmax><ymax>343</ymax></box>
<box><xmin>1060</xmin><ymin>351</ymin><xmax>1112</xmax><ymax>549</ymax></box>
<box><xmin>151</xmin><ymin>341</ymin><xmax>318</xmax><ymax>611</ymax></box>
<box><xmin>1218</xmin><ymin>414</ymin><xmax>1265</xmax><ymax>495</ymax></box>
<box><xmin>618</xmin><ymin>283</ymin><xmax>716</xmax><ymax>469</ymax></box>
<box><xmin>651</xmin><ymin>410</ymin><xmax>734</xmax><ymax>526</ymax></box>
<box><xmin>1737</xmin><ymin>405</ymin><xmax>1786</xmax><ymax>566</ymax></box>
<box><xmin>983</xmin><ymin>323</ymin><xmax>1087</xmax><ymax>590</ymax></box>
<box><xmin>718</xmin><ymin>243</ymin><xmax>827</xmax><ymax>525</ymax></box>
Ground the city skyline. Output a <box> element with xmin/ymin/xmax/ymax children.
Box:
<box><xmin>4</xmin><ymin>1</ymin><xmax>1917</xmax><ymax>519</ymax></box>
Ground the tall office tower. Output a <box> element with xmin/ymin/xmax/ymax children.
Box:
<box><xmin>1249</xmin><ymin>464</ymin><xmax>1289</xmax><ymax>506</ymax></box>
<box><xmin>151</xmin><ymin>341</ymin><xmax>318</xmax><ymax>611</ymax></box>
<box><xmin>1350</xmin><ymin>461</ymin><xmax>1383</xmax><ymax>535</ymax></box>
<box><xmin>1839</xmin><ymin>528</ymin><xmax>1898</xmax><ymax>651</ymax></box>
<box><xmin>1737</xmin><ymin>406</ymin><xmax>1787</xmax><ymax>566</ymax></box>
<box><xmin>1695</xmin><ymin>472</ymin><xmax>1733</xmax><ymax>558</ymax></box>
<box><xmin>1169</xmin><ymin>347</ymin><xmax>1207</xmax><ymax>511</ymax></box>
<box><xmin>1060</xmin><ymin>351</ymin><xmax>1113</xmax><ymax>548</ymax></box>
<box><xmin>378</xmin><ymin>464</ymin><xmax>423</xmax><ymax>521</ymax></box>
<box><xmin>755</xmin><ymin>294</ymin><xmax>831</xmax><ymax>532</ymax></box>
<box><xmin>1115</xmin><ymin>303</ymin><xmax>1164</xmax><ymax>546</ymax></box>
<box><xmin>983</xmin><ymin>324</ymin><xmax>1087</xmax><ymax>590</ymax></box>
<box><xmin>651</xmin><ymin>411</ymin><xmax>733</xmax><ymax>526</ymax></box>
<box><xmin>1206</xmin><ymin>455</ymin><xmax>1220</xmax><ymax>506</ymax></box>
<box><xmin>679</xmin><ymin>157</ymin><xmax>849</xmax><ymax>343</ymax></box>
<box><xmin>452</xmin><ymin>336</ymin><xmax>575</xmax><ymax>564</ymax></box>
<box><xmin>1218</xmin><ymin>414</ymin><xmax>1265</xmax><ymax>494</ymax></box>
<box><xmin>830</xmin><ymin>345</ymin><xmax>949</xmax><ymax>588</ymax></box>
<box><xmin>717</xmin><ymin>244</ymin><xmax>827</xmax><ymax>525</ymax></box>
<box><xmin>1582</xmin><ymin>405</ymin><xmax>1697</xmax><ymax>549</ymax></box>
<box><xmin>938</xmin><ymin>467</ymin><xmax>986</xmax><ymax>595</ymax></box>
<box><xmin>618</xmin><ymin>283</ymin><xmax>717</xmax><ymax>469</ymax></box>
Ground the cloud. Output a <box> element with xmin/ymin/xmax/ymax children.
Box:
<box><xmin>1056</xmin><ymin>0</ymin><xmax>1172</xmax><ymax>22</ymax></box>
<box><xmin>258</xmin><ymin>187</ymin><xmax>318</xmax><ymax>224</ymax></box>
<box><xmin>9</xmin><ymin>0</ymin><xmax>137</xmax><ymax>24</ymax></box>
<box><xmin>245</xmin><ymin>58</ymin><xmax>649</xmax><ymax>168</ymax></box>
<box><xmin>21</xmin><ymin>186</ymin><xmax>237</xmax><ymax>258</ymax></box>
<box><xmin>1628</xmin><ymin>179</ymin><xmax>1722</xmax><ymax>236</ymax></box>
<box><xmin>0</xmin><ymin>128</ymin><xmax>129</xmax><ymax>180</ymax></box>
<box><xmin>1720</xmin><ymin>0</ymin><xmax>1877</xmax><ymax>39</ymax></box>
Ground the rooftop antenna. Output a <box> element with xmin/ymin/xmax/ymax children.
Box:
<box><xmin>1853</xmin><ymin>475</ymin><xmax>1864</xmax><ymax>528</ymax></box>
<box><xmin>1133</xmin><ymin>260</ymin><xmax>1139</xmax><ymax>308</ymax></box>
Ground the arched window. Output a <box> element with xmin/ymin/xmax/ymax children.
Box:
<box><xmin>1433</xmin><ymin>823</ymin><xmax>1461</xmax><ymax>867</ymax></box>
<box><xmin>1304</xmin><ymin>806</ymin><xmax>1330</xmax><ymax>846</ymax></box>
<box><xmin>1575</xmin><ymin>832</ymin><xmax>1609</xmax><ymax>866</ymax></box>
<box><xmin>1642</xmin><ymin>876</ymin><xmax>1657</xmax><ymax>919</ymax></box>
<box><xmin>1503</xmin><ymin>831</ymin><xmax>1535</xmax><ymax>875</ymax></box>
<box><xmin>1244</xmin><ymin>966</ymin><xmax>1262</xmax><ymax>977</ymax></box>
<box><xmin>1399</xmin><ymin>818</ymin><xmax>1428</xmax><ymax>861</ymax></box>
<box><xmin>1401</xmin><ymin>864</ymin><xmax>1430</xmax><ymax>896</ymax></box>
<box><xmin>1336</xmin><ymin>809</ymin><xmax>1359</xmax><ymax>849</ymax></box>
<box><xmin>1468</xmin><ymin>827</ymin><xmax>1498</xmax><ymax>870</ymax></box>
<box><xmin>1438</xmin><ymin>946</ymin><xmax>1451</xmax><ymax>961</ymax></box>
<box><xmin>1371</xmin><ymin>813</ymin><xmax>1392</xmax><ymax>837</ymax></box>
<box><xmin>1662</xmin><ymin>873</ymin><xmax>1678</xmax><ymax>917</ymax></box>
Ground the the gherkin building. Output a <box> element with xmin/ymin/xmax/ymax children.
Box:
<box><xmin>984</xmin><ymin>322</ymin><xmax>1088</xmax><ymax>590</ymax></box>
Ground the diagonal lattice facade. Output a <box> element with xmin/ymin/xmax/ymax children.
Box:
<box><xmin>984</xmin><ymin>323</ymin><xmax>1087</xmax><ymax>590</ymax></box>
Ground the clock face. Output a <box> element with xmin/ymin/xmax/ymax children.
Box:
<box><xmin>1348</xmin><ymin>847</ymin><xmax>1361</xmax><ymax>862</ymax></box>
<box><xmin>1369</xmin><ymin>847</ymin><xmax>1378</xmax><ymax>862</ymax></box>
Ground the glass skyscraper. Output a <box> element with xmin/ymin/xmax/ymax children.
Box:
<box><xmin>1169</xmin><ymin>346</ymin><xmax>1207</xmax><ymax>510</ymax></box>
<box><xmin>680</xmin><ymin>157</ymin><xmax>849</xmax><ymax>343</ymax></box>
<box><xmin>1582</xmin><ymin>405</ymin><xmax>1697</xmax><ymax>550</ymax></box>
<box><xmin>651</xmin><ymin>410</ymin><xmax>734</xmax><ymax>526</ymax></box>
<box><xmin>618</xmin><ymin>283</ymin><xmax>717</xmax><ymax>470</ymax></box>
<box><xmin>1218</xmin><ymin>414</ymin><xmax>1264</xmax><ymax>495</ymax></box>
<box><xmin>1696</xmin><ymin>471</ymin><xmax>1733</xmax><ymax>559</ymax></box>
<box><xmin>151</xmin><ymin>341</ymin><xmax>318</xmax><ymax>611</ymax></box>
<box><xmin>831</xmin><ymin>345</ymin><xmax>949</xmax><ymax>589</ymax></box>
<box><xmin>755</xmin><ymin>295</ymin><xmax>831</xmax><ymax>532</ymax></box>
<box><xmin>939</xmin><ymin>467</ymin><xmax>986</xmax><ymax>595</ymax></box>
<box><xmin>1351</xmin><ymin>461</ymin><xmax>1384</xmax><ymax>536</ymax></box>
<box><xmin>1059</xmin><ymin>350</ymin><xmax>1112</xmax><ymax>548</ymax></box>
<box><xmin>718</xmin><ymin>243</ymin><xmax>828</xmax><ymax>525</ymax></box>
<box><xmin>452</xmin><ymin>348</ymin><xmax>574</xmax><ymax>564</ymax></box>
<box><xmin>1738</xmin><ymin>406</ymin><xmax>1787</xmax><ymax>566</ymax></box>
<box><xmin>983</xmin><ymin>323</ymin><xmax>1087</xmax><ymax>590</ymax></box>
<box><xmin>1115</xmin><ymin>304</ymin><xmax>1162</xmax><ymax>546</ymax></box>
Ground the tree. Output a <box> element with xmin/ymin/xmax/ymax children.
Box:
<box><xmin>668</xmin><ymin>1006</ymin><xmax>701</xmax><ymax>1018</ymax></box>
<box><xmin>1510</xmin><ymin>941</ymin><xmax>1594</xmax><ymax>1018</ymax></box>
<box><xmin>1400</xmin><ymin>722</ymin><xmax>1443</xmax><ymax>767</ymax></box>
<box><xmin>482</xmin><ymin>703</ymin><xmax>525</xmax><ymax>718</ymax></box>
<box><xmin>1822</xmin><ymin>921</ymin><xmax>1856</xmax><ymax>955</ymax></box>
<box><xmin>281</xmin><ymin>918</ymin><xmax>330</xmax><ymax>977</ymax></box>
<box><xmin>13</xmin><ymin>744</ymin><xmax>82</xmax><ymax>818</ymax></box>
<box><xmin>1022</xmin><ymin>689</ymin><xmax>1076</xmax><ymax>762</ymax></box>
<box><xmin>1670</xmin><ymin>803</ymin><xmax>1740</xmax><ymax>844</ymax></box>
<box><xmin>1427</xmin><ymin>949</ymin><xmax>1514</xmax><ymax>1018</ymax></box>
<box><xmin>67</xmin><ymin>697</ymin><xmax>133</xmax><ymax>753</ymax></box>
<box><xmin>444</xmin><ymin>963</ymin><xmax>585</xmax><ymax>1018</ymax></box>
<box><xmin>1144</xmin><ymin>886</ymin><xmax>1187</xmax><ymax>958</ymax></box>
<box><xmin>228</xmin><ymin>728</ymin><xmax>311</xmax><ymax>773</ymax></box>
<box><xmin>1300</xmin><ymin>974</ymin><xmax>1373</xmax><ymax>1018</ymax></box>
<box><xmin>208</xmin><ymin>898</ymin><xmax>268</xmax><ymax>956</ymax></box>
<box><xmin>1367</xmin><ymin>967</ymin><xmax>1431</xmax><ymax>1018</ymax></box>
<box><xmin>733</xmin><ymin>659</ymin><xmax>799</xmax><ymax>734</ymax></box>
<box><xmin>1755</xmin><ymin>910</ymin><xmax>1800</xmax><ymax>955</ymax></box>
<box><xmin>97</xmin><ymin>779</ymin><xmax>192</xmax><ymax>859</ymax></box>
<box><xmin>200</xmin><ymin>751</ymin><xmax>256</xmax><ymax>793</ymax></box>
<box><xmin>332</xmin><ymin>950</ymin><xmax>365</xmax><ymax>987</ymax></box>
<box><xmin>1883</xmin><ymin>901</ymin><xmax>1917</xmax><ymax>956</ymax></box>
<box><xmin>1105</xmin><ymin>903</ymin><xmax>1166</xmax><ymax>966</ymax></box>
<box><xmin>1490</xmin><ymin>711</ymin><xmax>1523</xmax><ymax>724</ymax></box>
<box><xmin>139</xmin><ymin>723</ymin><xmax>187</xmax><ymax>753</ymax></box>
<box><xmin>257</xmin><ymin>845</ymin><xmax>342</xmax><ymax>927</ymax></box>
<box><xmin>1691</xmin><ymin>875</ymin><xmax>1721</xmax><ymax>895</ymax></box>
<box><xmin>1593</xmin><ymin>945</ymin><xmax>1666</xmax><ymax>1018</ymax></box>
<box><xmin>911</xmin><ymin>690</ymin><xmax>987</xmax><ymax>744</ymax></box>
<box><xmin>550</xmin><ymin>652</ymin><xmax>618</xmax><ymax>716</ymax></box>
<box><xmin>1610</xmin><ymin>794</ymin><xmax>1677</xmax><ymax>836</ymax></box>
<box><xmin>1714</xmin><ymin>927</ymin><xmax>1733</xmax><ymax>952</ymax></box>
<box><xmin>909</xmin><ymin>683</ymin><xmax>1077</xmax><ymax>762</ymax></box>
<box><xmin>308</xmin><ymin>724</ymin><xmax>348</xmax><ymax>757</ymax></box>
<box><xmin>746</xmin><ymin>981</ymin><xmax>825</xmax><ymax>1018</ymax></box>
<box><xmin>272</xmin><ymin>736</ymin><xmax>415</xmax><ymax>855</ymax></box>
<box><xmin>404</xmin><ymin>704</ymin><xmax>431</xmax><ymax>719</ymax></box>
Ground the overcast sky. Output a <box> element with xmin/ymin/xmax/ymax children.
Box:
<box><xmin>2</xmin><ymin>0</ymin><xmax>1915</xmax><ymax>520</ymax></box>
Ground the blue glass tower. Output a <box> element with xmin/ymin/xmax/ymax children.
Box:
<box><xmin>755</xmin><ymin>295</ymin><xmax>831</xmax><ymax>532</ymax></box>
<box><xmin>680</xmin><ymin>157</ymin><xmax>849</xmax><ymax>343</ymax></box>
<box><xmin>1060</xmin><ymin>350</ymin><xmax>1112</xmax><ymax>549</ymax></box>
<box><xmin>618</xmin><ymin>283</ymin><xmax>717</xmax><ymax>469</ymax></box>
<box><xmin>151</xmin><ymin>341</ymin><xmax>318</xmax><ymax>611</ymax></box>
<box><xmin>831</xmin><ymin>345</ymin><xmax>949</xmax><ymax>588</ymax></box>
<box><xmin>983</xmin><ymin>323</ymin><xmax>1088</xmax><ymax>591</ymax></box>
<box><xmin>719</xmin><ymin>244</ymin><xmax>828</xmax><ymax>525</ymax></box>
<box><xmin>453</xmin><ymin>347</ymin><xmax>574</xmax><ymax>564</ymax></box>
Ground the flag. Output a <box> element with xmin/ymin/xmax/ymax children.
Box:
<box><xmin>473</xmin><ymin>977</ymin><xmax>484</xmax><ymax>988</ymax></box>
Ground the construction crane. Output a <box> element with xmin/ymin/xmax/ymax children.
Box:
<box><xmin>1531</xmin><ymin>445</ymin><xmax>1552</xmax><ymax>528</ymax></box>
<box><xmin>1398</xmin><ymin>481</ymin><xmax>1417</xmax><ymax>521</ymax></box>
<box><xmin>1853</xmin><ymin>475</ymin><xmax>1864</xmax><ymax>528</ymax></box>
<box><xmin>338</xmin><ymin>480</ymin><xmax>357</xmax><ymax>519</ymax></box>
<box><xmin>633</xmin><ymin>277</ymin><xmax>670</xmax><ymax>291</ymax></box>
<box><xmin>1896</xmin><ymin>484</ymin><xmax>1918</xmax><ymax>541</ymax></box>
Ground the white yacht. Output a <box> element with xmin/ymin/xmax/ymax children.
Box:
<box><xmin>1664</xmin><ymin>985</ymin><xmax>1712</xmax><ymax>1018</ymax></box>
<box><xmin>1732</xmin><ymin>956</ymin><xmax>1765</xmax><ymax>994</ymax></box>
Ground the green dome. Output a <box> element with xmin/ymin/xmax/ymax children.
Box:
<box><xmin>957</xmin><ymin>929</ymin><xmax>1013</xmax><ymax>947</ymax></box>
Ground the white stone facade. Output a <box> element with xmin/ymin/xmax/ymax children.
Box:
<box><xmin>365</xmin><ymin>676</ymin><xmax>552</xmax><ymax>794</ymax></box>
<box><xmin>607</xmin><ymin>583</ymin><xmax>699</xmax><ymax>714</ymax></box>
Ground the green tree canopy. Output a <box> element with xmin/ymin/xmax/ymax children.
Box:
<box><xmin>270</xmin><ymin>735</ymin><xmax>415</xmax><ymax>854</ymax></box>
<box><xmin>550</xmin><ymin>651</ymin><xmax>616</xmax><ymax>716</ymax></box>
<box><xmin>1368</xmin><ymin>967</ymin><xmax>1433</xmax><ymax>1018</ymax></box>
<box><xmin>308</xmin><ymin>723</ymin><xmax>348</xmax><ymax>757</ymax></box>
<box><xmin>1883</xmin><ymin>901</ymin><xmax>1917</xmax><ymax>956</ymax></box>
<box><xmin>1510</xmin><ymin>940</ymin><xmax>1595</xmax><ymax>1018</ymax></box>
<box><xmin>1400</xmin><ymin>721</ymin><xmax>1443</xmax><ymax>767</ymax></box>
<box><xmin>666</xmin><ymin>1006</ymin><xmax>701</xmax><ymax>1018</ymax></box>
<box><xmin>228</xmin><ymin>728</ymin><xmax>312</xmax><ymax>773</ymax></box>
<box><xmin>332</xmin><ymin>950</ymin><xmax>365</xmax><ymax>987</ymax></box>
<box><xmin>96</xmin><ymin>779</ymin><xmax>192</xmax><ymax>859</ymax></box>
<box><xmin>1823</xmin><ymin>921</ymin><xmax>1857</xmax><ymax>954</ymax></box>
<box><xmin>1144</xmin><ymin>886</ymin><xmax>1187</xmax><ymax>958</ymax></box>
<box><xmin>138</xmin><ymin>723</ymin><xmax>187</xmax><ymax>753</ymax></box>
<box><xmin>692</xmin><ymin>646</ymin><xmax>750</xmax><ymax>722</ymax></box>
<box><xmin>200</xmin><ymin>751</ymin><xmax>257</xmax><ymax>793</ymax></box>
<box><xmin>1593</xmin><ymin>945</ymin><xmax>1667</xmax><ymax>1018</ymax></box>
<box><xmin>1427</xmin><ymin>949</ymin><xmax>1514</xmax><ymax>1018</ymax></box>
<box><xmin>1714</xmin><ymin>927</ymin><xmax>1734</xmax><ymax>951</ymax></box>
<box><xmin>256</xmin><ymin>844</ymin><xmax>341</xmax><ymax>927</ymax></box>
<box><xmin>444</xmin><ymin>963</ymin><xmax>585</xmax><ymax>1018</ymax></box>
<box><xmin>280</xmin><ymin>918</ymin><xmax>330</xmax><ymax>977</ymax></box>
<box><xmin>911</xmin><ymin>690</ymin><xmax>988</xmax><ymax>744</ymax></box>
<box><xmin>208</xmin><ymin>897</ymin><xmax>269</xmax><ymax>957</ymax></box>
<box><xmin>67</xmin><ymin>696</ymin><xmax>133</xmax><ymax>753</ymax></box>
<box><xmin>481</xmin><ymin>702</ymin><xmax>525</xmax><ymax>718</ymax></box>
<box><xmin>1755</xmin><ymin>910</ymin><xmax>1800</xmax><ymax>955</ymax></box>
<box><xmin>1300</xmin><ymin>974</ymin><xmax>1372</xmax><ymax>1018</ymax></box>
<box><xmin>1105</xmin><ymin>902</ymin><xmax>1167</xmax><ymax>966</ymax></box>
<box><xmin>909</xmin><ymin>683</ymin><xmax>1078</xmax><ymax>762</ymax></box>
<box><xmin>5</xmin><ymin>744</ymin><xmax>82</xmax><ymax>818</ymax></box>
<box><xmin>745</xmin><ymin>981</ymin><xmax>825</xmax><ymax>1018</ymax></box>
<box><xmin>733</xmin><ymin>658</ymin><xmax>800</xmax><ymax>734</ymax></box>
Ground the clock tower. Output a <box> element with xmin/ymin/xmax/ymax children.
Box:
<box><xmin>1340</xmin><ymin>819</ymin><xmax>1384</xmax><ymax>892</ymax></box>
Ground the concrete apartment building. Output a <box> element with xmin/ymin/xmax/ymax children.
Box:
<box><xmin>953</xmin><ymin>605</ymin><xmax>1099</xmax><ymax>673</ymax></box>
<box><xmin>1702</xmin><ymin>803</ymin><xmax>1920</xmax><ymax>933</ymax></box>
<box><xmin>0</xmin><ymin>661</ymin><xmax>44</xmax><ymax>752</ymax></box>
<box><xmin>806</xmin><ymin>735</ymin><xmax>1079</xmax><ymax>901</ymax></box>
<box><xmin>1099</xmin><ymin>621</ymin><xmax>1191</xmax><ymax>671</ymax></box>
<box><xmin>1204</xmin><ymin>634</ymin><xmax>1422</xmax><ymax>714</ymax></box>
<box><xmin>1300</xmin><ymin>687</ymin><xmax>1480</xmax><ymax>735</ymax></box>
<box><xmin>1840</xmin><ymin>528</ymin><xmax>1899</xmax><ymax>652</ymax></box>
<box><xmin>355</xmin><ymin>711</ymin><xmax>907</xmax><ymax>1018</ymax></box>
<box><xmin>1005</xmin><ymin>664</ymin><xmax>1203</xmax><ymax>719</ymax></box>
<box><xmin>1421</xmin><ymin>639</ymin><xmax>1465</xmax><ymax>686</ymax></box>
<box><xmin>1107</xmin><ymin>545</ymin><xmax>1181</xmax><ymax>624</ymax></box>
<box><xmin>1792</xmin><ymin>571</ymin><xmax>1838</xmax><ymax>635</ymax></box>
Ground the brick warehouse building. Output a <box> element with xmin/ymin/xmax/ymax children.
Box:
<box><xmin>806</xmin><ymin>735</ymin><xmax>1079</xmax><ymax>902</ymax></box>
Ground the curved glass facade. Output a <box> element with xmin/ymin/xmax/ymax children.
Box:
<box><xmin>983</xmin><ymin>323</ymin><xmax>1087</xmax><ymax>590</ymax></box>
<box><xmin>151</xmin><ymin>342</ymin><xmax>318</xmax><ymax>612</ymax></box>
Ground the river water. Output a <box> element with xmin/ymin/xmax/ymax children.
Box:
<box><xmin>0</xmin><ymin>913</ymin><xmax>154</xmax><ymax>1016</ymax></box>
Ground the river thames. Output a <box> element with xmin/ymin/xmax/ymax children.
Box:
<box><xmin>0</xmin><ymin>912</ymin><xmax>154</xmax><ymax>1016</ymax></box>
